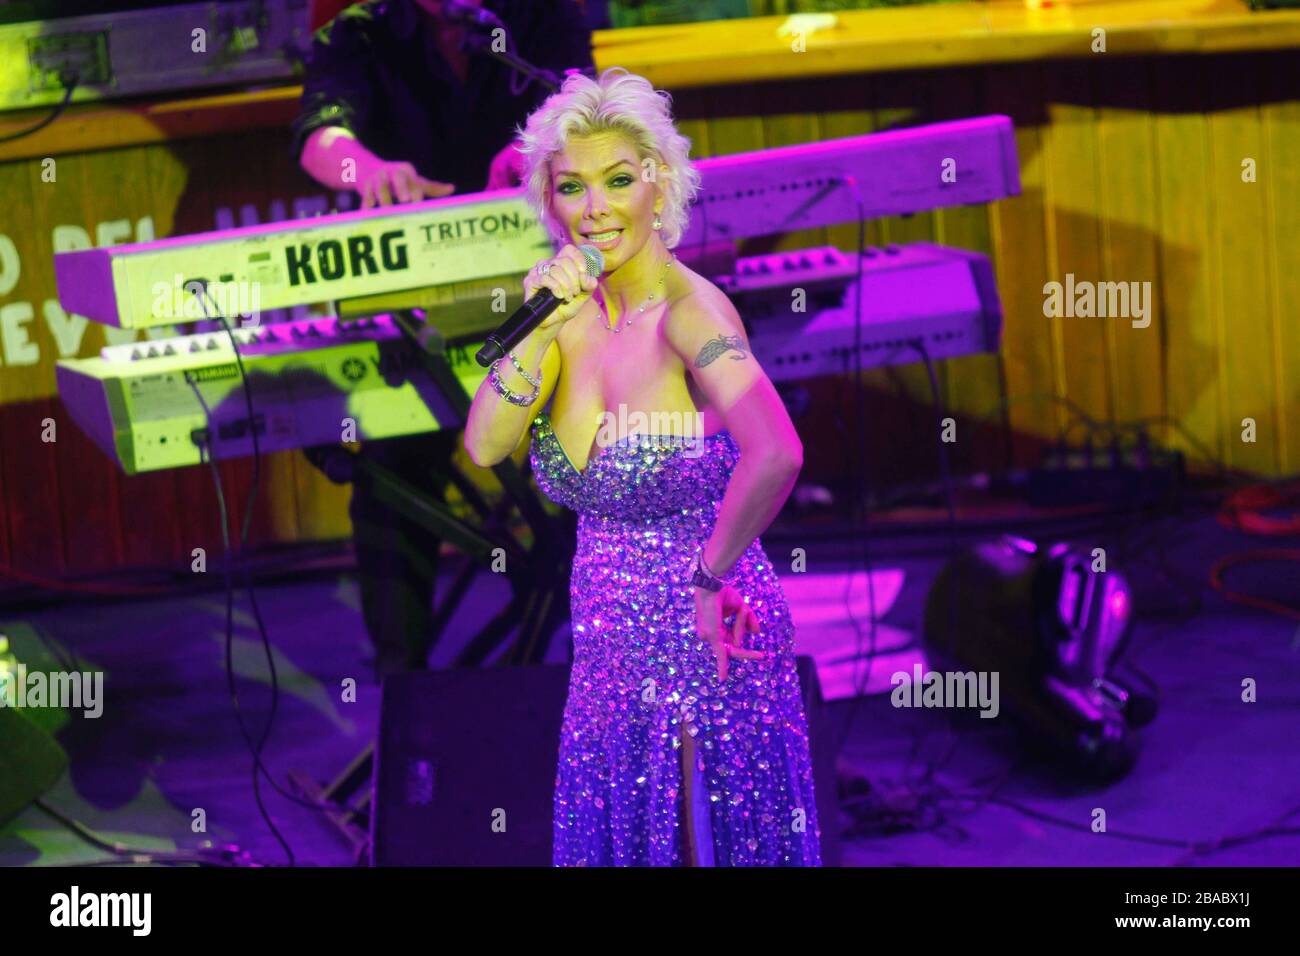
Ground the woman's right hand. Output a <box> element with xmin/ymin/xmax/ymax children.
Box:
<box><xmin>524</xmin><ymin>244</ymin><xmax>600</xmax><ymax>330</ymax></box>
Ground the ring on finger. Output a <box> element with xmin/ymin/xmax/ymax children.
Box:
<box><xmin>540</xmin><ymin>263</ymin><xmax>551</xmax><ymax>275</ymax></box>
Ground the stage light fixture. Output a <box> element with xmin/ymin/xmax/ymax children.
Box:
<box><xmin>923</xmin><ymin>536</ymin><xmax>1156</xmax><ymax>780</ymax></box>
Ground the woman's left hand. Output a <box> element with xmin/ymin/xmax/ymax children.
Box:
<box><xmin>694</xmin><ymin>585</ymin><xmax>765</xmax><ymax>681</ymax></box>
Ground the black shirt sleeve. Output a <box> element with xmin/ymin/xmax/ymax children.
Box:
<box><xmin>289</xmin><ymin>5</ymin><xmax>378</xmax><ymax>165</ymax></box>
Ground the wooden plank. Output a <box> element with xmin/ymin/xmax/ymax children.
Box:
<box><xmin>3</xmin><ymin>3</ymin><xmax>1300</xmax><ymax>164</ymax></box>
<box><xmin>0</xmin><ymin>401</ymin><xmax>8</xmax><ymax>574</ymax></box>
<box><xmin>1</xmin><ymin>399</ymin><xmax>68</xmax><ymax>578</ymax></box>
<box><xmin>757</xmin><ymin>77</ymin><xmax>829</xmax><ymax>254</ymax></box>
<box><xmin>0</xmin><ymin>159</ymin><xmax>19</xmax><ymax>577</ymax></box>
<box><xmin>818</xmin><ymin>86</ymin><xmax>887</xmax><ymax>254</ymax></box>
<box><xmin>1151</xmin><ymin>58</ymin><xmax>1223</xmax><ymax>471</ymax></box>
<box><xmin>112</xmin><ymin>144</ymin><xmax>191</xmax><ymax>569</ymax></box>
<box><xmin>983</xmin><ymin>61</ymin><xmax>1059</xmax><ymax>468</ymax></box>
<box><xmin>1205</xmin><ymin>54</ymin><xmax>1277</xmax><ymax>475</ymax></box>
<box><xmin>591</xmin><ymin>1</ymin><xmax>1300</xmax><ymax>92</ymax></box>
<box><xmin>1093</xmin><ymin>57</ymin><xmax>1165</xmax><ymax>437</ymax></box>
<box><xmin>9</xmin><ymin>41</ymin><xmax>1300</xmax><ymax>592</ymax></box>
<box><xmin>870</xmin><ymin>70</ymin><xmax>957</xmax><ymax>480</ymax></box>
<box><xmin>817</xmin><ymin>77</ymin><xmax>893</xmax><ymax>488</ymax></box>
<box><xmin>37</xmin><ymin>149</ymin><xmax>136</xmax><ymax>575</ymax></box>
<box><xmin>815</xmin><ymin>74</ymin><xmax>912</xmax><ymax>492</ymax></box>
<box><xmin>0</xmin><ymin>88</ymin><xmax>302</xmax><ymax>163</ymax></box>
<box><xmin>1041</xmin><ymin>60</ymin><xmax>1112</xmax><ymax>435</ymax></box>
<box><xmin>1263</xmin><ymin>50</ymin><xmax>1300</xmax><ymax>476</ymax></box>
<box><xmin>0</xmin><ymin>158</ymin><xmax>67</xmax><ymax>578</ymax></box>
<box><xmin>923</xmin><ymin>65</ymin><xmax>1005</xmax><ymax>476</ymax></box>
<box><xmin>290</xmin><ymin>450</ymin><xmax>354</xmax><ymax>543</ymax></box>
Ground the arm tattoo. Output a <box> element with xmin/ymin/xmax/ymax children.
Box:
<box><xmin>694</xmin><ymin>334</ymin><xmax>748</xmax><ymax>369</ymax></box>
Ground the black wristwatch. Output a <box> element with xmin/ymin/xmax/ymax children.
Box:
<box><xmin>691</xmin><ymin>549</ymin><xmax>727</xmax><ymax>592</ymax></box>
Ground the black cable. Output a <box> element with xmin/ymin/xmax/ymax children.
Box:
<box><xmin>198</xmin><ymin>439</ymin><xmax>294</xmax><ymax>865</ymax></box>
<box><xmin>198</xmin><ymin>298</ymin><xmax>290</xmax><ymax>866</ymax></box>
<box><xmin>193</xmin><ymin>290</ymin><xmax>346</xmax><ymax>864</ymax></box>
<box><xmin>821</xmin><ymin>176</ymin><xmax>881</xmax><ymax>771</ymax></box>
<box><xmin>897</xmin><ymin>339</ymin><xmax>964</xmax><ymax>787</ymax></box>
<box><xmin>16</xmin><ymin>400</ymin><xmax>354</xmax><ymax>870</ymax></box>
<box><xmin>1168</xmin><ymin>800</ymin><xmax>1300</xmax><ymax>866</ymax></box>
<box><xmin>191</xmin><ymin>310</ymin><xmax>351</xmax><ymax>826</ymax></box>
<box><xmin>0</xmin><ymin>71</ymin><xmax>78</xmax><ymax>144</ymax></box>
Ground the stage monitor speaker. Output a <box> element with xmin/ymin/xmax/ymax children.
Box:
<box><xmin>372</xmin><ymin>656</ymin><xmax>837</xmax><ymax>866</ymax></box>
<box><xmin>371</xmin><ymin>663</ymin><xmax>569</xmax><ymax>866</ymax></box>
<box><xmin>0</xmin><ymin>708</ymin><xmax>68</xmax><ymax>825</ymax></box>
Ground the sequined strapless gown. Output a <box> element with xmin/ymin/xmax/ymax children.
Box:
<box><xmin>529</xmin><ymin>412</ymin><xmax>822</xmax><ymax>866</ymax></box>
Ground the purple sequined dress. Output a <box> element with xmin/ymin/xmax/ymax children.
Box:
<box><xmin>529</xmin><ymin>411</ymin><xmax>822</xmax><ymax>866</ymax></box>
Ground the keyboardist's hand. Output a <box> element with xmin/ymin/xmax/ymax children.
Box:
<box><xmin>358</xmin><ymin>159</ymin><xmax>455</xmax><ymax>209</ymax></box>
<box><xmin>486</xmin><ymin>142</ymin><xmax>526</xmax><ymax>190</ymax></box>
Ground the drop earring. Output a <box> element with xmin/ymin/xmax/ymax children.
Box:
<box><xmin>653</xmin><ymin>214</ymin><xmax>662</xmax><ymax>231</ymax></box>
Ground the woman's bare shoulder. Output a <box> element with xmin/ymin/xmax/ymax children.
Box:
<box><xmin>664</xmin><ymin>261</ymin><xmax>744</xmax><ymax>333</ymax></box>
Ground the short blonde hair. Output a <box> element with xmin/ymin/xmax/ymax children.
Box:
<box><xmin>516</xmin><ymin>67</ymin><xmax>702</xmax><ymax>249</ymax></box>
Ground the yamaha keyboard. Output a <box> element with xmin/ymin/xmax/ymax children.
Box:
<box><xmin>54</xmin><ymin>115</ymin><xmax>1019</xmax><ymax>474</ymax></box>
<box><xmin>54</xmin><ymin>116</ymin><xmax>1019</xmax><ymax>328</ymax></box>
<box><xmin>55</xmin><ymin>243</ymin><xmax>1002</xmax><ymax>474</ymax></box>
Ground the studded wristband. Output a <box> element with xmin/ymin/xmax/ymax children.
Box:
<box><xmin>489</xmin><ymin>359</ymin><xmax>539</xmax><ymax>406</ymax></box>
<box><xmin>691</xmin><ymin>548</ymin><xmax>728</xmax><ymax>592</ymax></box>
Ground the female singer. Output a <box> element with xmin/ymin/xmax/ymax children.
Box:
<box><xmin>464</xmin><ymin>67</ymin><xmax>820</xmax><ymax>866</ymax></box>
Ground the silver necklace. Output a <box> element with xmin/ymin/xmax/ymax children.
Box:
<box><xmin>598</xmin><ymin>254</ymin><xmax>675</xmax><ymax>333</ymax></box>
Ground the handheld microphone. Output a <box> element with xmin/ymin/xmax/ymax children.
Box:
<box><xmin>475</xmin><ymin>245</ymin><xmax>604</xmax><ymax>367</ymax></box>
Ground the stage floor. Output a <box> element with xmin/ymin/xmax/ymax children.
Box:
<box><xmin>2</xmin><ymin>508</ymin><xmax>1296</xmax><ymax>867</ymax></box>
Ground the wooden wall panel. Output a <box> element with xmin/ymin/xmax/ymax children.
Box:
<box><xmin>41</xmin><ymin>147</ymin><xmax>145</xmax><ymax>575</ymax></box>
<box><xmin>929</xmin><ymin>67</ymin><xmax>1005</xmax><ymax>475</ymax></box>
<box><xmin>0</xmin><ymin>157</ymin><xmax>67</xmax><ymax>579</ymax></box>
<box><xmin>1263</xmin><ymin>52</ymin><xmax>1300</xmax><ymax>477</ymax></box>
<box><xmin>1207</xmin><ymin>55</ymin><xmax>1282</xmax><ymax>475</ymax></box>
<box><xmin>4</xmin><ymin>47</ymin><xmax>1298</xmax><ymax>582</ymax></box>
<box><xmin>0</xmin><ymin>399</ymin><xmax>67</xmax><ymax>578</ymax></box>
<box><xmin>0</xmin><ymin>391</ymin><xmax>8</xmax><ymax>572</ymax></box>
<box><xmin>1095</xmin><ymin>58</ymin><xmax>1165</xmax><ymax>439</ymax></box>
<box><xmin>983</xmin><ymin>62</ymin><xmax>1059</xmax><ymax>468</ymax></box>
<box><xmin>112</xmin><ymin>145</ymin><xmax>191</xmax><ymax>569</ymax></box>
<box><xmin>1151</xmin><ymin>60</ymin><xmax>1222</xmax><ymax>469</ymax></box>
<box><xmin>1042</xmin><ymin>62</ymin><xmax>1112</xmax><ymax>432</ymax></box>
<box><xmin>874</xmin><ymin>72</ymin><xmax>945</xmax><ymax>444</ymax></box>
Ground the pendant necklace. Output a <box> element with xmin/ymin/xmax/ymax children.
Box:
<box><xmin>598</xmin><ymin>253</ymin><xmax>675</xmax><ymax>333</ymax></box>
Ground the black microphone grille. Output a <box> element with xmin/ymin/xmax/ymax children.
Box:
<box><xmin>578</xmin><ymin>244</ymin><xmax>605</xmax><ymax>278</ymax></box>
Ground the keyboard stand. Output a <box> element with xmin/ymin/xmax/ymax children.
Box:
<box><xmin>291</xmin><ymin>311</ymin><xmax>574</xmax><ymax>857</ymax></box>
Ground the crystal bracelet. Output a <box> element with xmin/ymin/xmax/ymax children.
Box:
<box><xmin>489</xmin><ymin>359</ymin><xmax>539</xmax><ymax>406</ymax></box>
<box><xmin>508</xmin><ymin>351</ymin><xmax>542</xmax><ymax>390</ymax></box>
